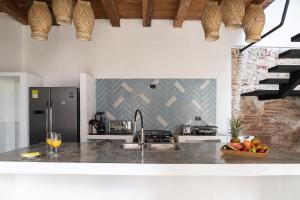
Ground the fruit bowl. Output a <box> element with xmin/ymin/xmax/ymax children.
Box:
<box><xmin>220</xmin><ymin>148</ymin><xmax>268</xmax><ymax>157</ymax></box>
<box><xmin>220</xmin><ymin>138</ymin><xmax>269</xmax><ymax>158</ymax></box>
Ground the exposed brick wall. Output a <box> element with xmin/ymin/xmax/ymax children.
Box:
<box><xmin>232</xmin><ymin>48</ymin><xmax>300</xmax><ymax>148</ymax></box>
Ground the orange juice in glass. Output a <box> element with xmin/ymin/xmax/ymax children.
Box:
<box><xmin>51</xmin><ymin>133</ymin><xmax>62</xmax><ymax>158</ymax></box>
<box><xmin>46</xmin><ymin>132</ymin><xmax>54</xmax><ymax>156</ymax></box>
<box><xmin>51</xmin><ymin>140</ymin><xmax>62</xmax><ymax>148</ymax></box>
<box><xmin>46</xmin><ymin>139</ymin><xmax>52</xmax><ymax>146</ymax></box>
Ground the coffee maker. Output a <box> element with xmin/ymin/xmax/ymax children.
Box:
<box><xmin>89</xmin><ymin>112</ymin><xmax>106</xmax><ymax>134</ymax></box>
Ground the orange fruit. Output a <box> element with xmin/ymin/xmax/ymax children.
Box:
<box><xmin>243</xmin><ymin>140</ymin><xmax>251</xmax><ymax>149</ymax></box>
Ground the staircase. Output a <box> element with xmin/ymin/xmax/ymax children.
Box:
<box><xmin>241</xmin><ymin>33</ymin><xmax>300</xmax><ymax>100</ymax></box>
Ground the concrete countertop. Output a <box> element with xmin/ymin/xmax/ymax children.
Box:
<box><xmin>0</xmin><ymin>141</ymin><xmax>300</xmax><ymax>176</ymax></box>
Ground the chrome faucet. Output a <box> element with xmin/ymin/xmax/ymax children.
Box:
<box><xmin>133</xmin><ymin>109</ymin><xmax>144</xmax><ymax>145</ymax></box>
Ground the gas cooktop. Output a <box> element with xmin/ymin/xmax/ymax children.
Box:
<box><xmin>134</xmin><ymin>130</ymin><xmax>174</xmax><ymax>143</ymax></box>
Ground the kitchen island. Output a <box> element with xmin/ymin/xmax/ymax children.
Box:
<box><xmin>1</xmin><ymin>141</ymin><xmax>300</xmax><ymax>200</ymax></box>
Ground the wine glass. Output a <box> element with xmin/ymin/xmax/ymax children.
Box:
<box><xmin>46</xmin><ymin>132</ymin><xmax>54</xmax><ymax>156</ymax></box>
<box><xmin>51</xmin><ymin>133</ymin><xmax>62</xmax><ymax>158</ymax></box>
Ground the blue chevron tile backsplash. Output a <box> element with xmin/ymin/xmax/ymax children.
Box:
<box><xmin>96</xmin><ymin>79</ymin><xmax>216</xmax><ymax>133</ymax></box>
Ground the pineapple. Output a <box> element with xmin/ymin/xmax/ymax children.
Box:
<box><xmin>228</xmin><ymin>118</ymin><xmax>244</xmax><ymax>143</ymax></box>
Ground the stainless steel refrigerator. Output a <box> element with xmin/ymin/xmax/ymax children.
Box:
<box><xmin>29</xmin><ymin>87</ymin><xmax>80</xmax><ymax>145</ymax></box>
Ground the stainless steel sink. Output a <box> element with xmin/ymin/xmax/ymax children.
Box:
<box><xmin>150</xmin><ymin>143</ymin><xmax>181</xmax><ymax>151</ymax></box>
<box><xmin>121</xmin><ymin>143</ymin><xmax>181</xmax><ymax>151</ymax></box>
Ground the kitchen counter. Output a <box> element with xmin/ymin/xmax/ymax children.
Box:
<box><xmin>1</xmin><ymin>141</ymin><xmax>300</xmax><ymax>176</ymax></box>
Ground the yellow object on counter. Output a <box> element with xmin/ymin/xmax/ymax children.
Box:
<box><xmin>21</xmin><ymin>152</ymin><xmax>41</xmax><ymax>158</ymax></box>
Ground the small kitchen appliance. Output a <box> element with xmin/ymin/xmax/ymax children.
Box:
<box><xmin>108</xmin><ymin>120</ymin><xmax>132</xmax><ymax>134</ymax></box>
<box><xmin>88</xmin><ymin>112</ymin><xmax>106</xmax><ymax>134</ymax></box>
<box><xmin>182</xmin><ymin>116</ymin><xmax>218</xmax><ymax>136</ymax></box>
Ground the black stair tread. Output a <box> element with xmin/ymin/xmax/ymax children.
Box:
<box><xmin>241</xmin><ymin>90</ymin><xmax>279</xmax><ymax>96</ymax></box>
<box><xmin>241</xmin><ymin>90</ymin><xmax>300</xmax><ymax>97</ymax></box>
<box><xmin>259</xmin><ymin>78</ymin><xmax>289</xmax><ymax>84</ymax></box>
<box><xmin>258</xmin><ymin>91</ymin><xmax>300</xmax><ymax>100</ymax></box>
<box><xmin>291</xmin><ymin>33</ymin><xmax>300</xmax><ymax>42</ymax></box>
<box><xmin>279</xmin><ymin>49</ymin><xmax>300</xmax><ymax>59</ymax></box>
<box><xmin>268</xmin><ymin>65</ymin><xmax>300</xmax><ymax>73</ymax></box>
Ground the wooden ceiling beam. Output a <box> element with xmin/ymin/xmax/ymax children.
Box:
<box><xmin>174</xmin><ymin>0</ymin><xmax>192</xmax><ymax>27</ymax></box>
<box><xmin>0</xmin><ymin>0</ymin><xmax>28</xmax><ymax>25</ymax></box>
<box><xmin>99</xmin><ymin>0</ymin><xmax>120</xmax><ymax>27</ymax></box>
<box><xmin>2</xmin><ymin>0</ymin><xmax>274</xmax><ymax>26</ymax></box>
<box><xmin>142</xmin><ymin>0</ymin><xmax>152</xmax><ymax>27</ymax></box>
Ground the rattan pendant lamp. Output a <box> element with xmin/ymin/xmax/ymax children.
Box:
<box><xmin>220</xmin><ymin>0</ymin><xmax>245</xmax><ymax>30</ymax></box>
<box><xmin>28</xmin><ymin>1</ymin><xmax>52</xmax><ymax>41</ymax></box>
<box><xmin>52</xmin><ymin>0</ymin><xmax>74</xmax><ymax>26</ymax></box>
<box><xmin>73</xmin><ymin>0</ymin><xmax>95</xmax><ymax>41</ymax></box>
<box><xmin>243</xmin><ymin>3</ymin><xmax>266</xmax><ymax>43</ymax></box>
<box><xmin>201</xmin><ymin>1</ymin><xmax>222</xmax><ymax>42</ymax></box>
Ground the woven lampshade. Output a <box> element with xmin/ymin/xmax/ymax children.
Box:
<box><xmin>220</xmin><ymin>0</ymin><xmax>245</xmax><ymax>30</ymax></box>
<box><xmin>52</xmin><ymin>0</ymin><xmax>74</xmax><ymax>26</ymax></box>
<box><xmin>243</xmin><ymin>4</ymin><xmax>266</xmax><ymax>43</ymax></box>
<box><xmin>28</xmin><ymin>1</ymin><xmax>52</xmax><ymax>41</ymax></box>
<box><xmin>73</xmin><ymin>0</ymin><xmax>95</xmax><ymax>41</ymax></box>
<box><xmin>201</xmin><ymin>2</ymin><xmax>222</xmax><ymax>42</ymax></box>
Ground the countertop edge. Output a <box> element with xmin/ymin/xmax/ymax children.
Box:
<box><xmin>1</xmin><ymin>162</ymin><xmax>300</xmax><ymax>176</ymax></box>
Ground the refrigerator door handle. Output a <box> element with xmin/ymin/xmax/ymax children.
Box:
<box><xmin>49</xmin><ymin>101</ymin><xmax>53</xmax><ymax>132</ymax></box>
<box><xmin>45</xmin><ymin>101</ymin><xmax>49</xmax><ymax>133</ymax></box>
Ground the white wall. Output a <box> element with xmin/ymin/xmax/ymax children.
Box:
<box><xmin>80</xmin><ymin>73</ymin><xmax>96</xmax><ymax>142</ymax></box>
<box><xmin>0</xmin><ymin>13</ymin><xmax>23</xmax><ymax>72</ymax></box>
